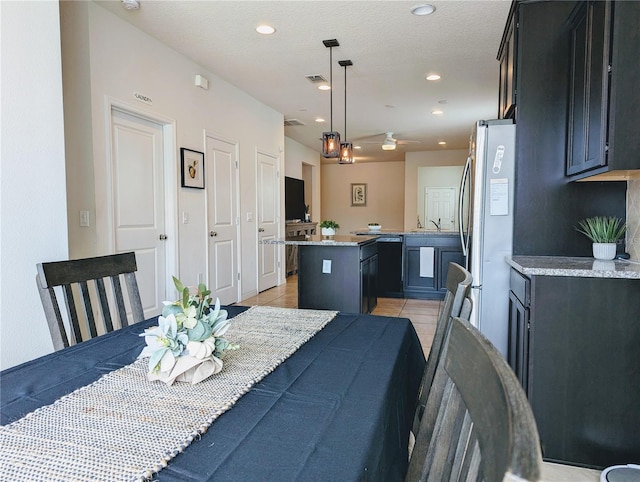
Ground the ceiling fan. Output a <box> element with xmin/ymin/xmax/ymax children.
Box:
<box><xmin>357</xmin><ymin>132</ymin><xmax>421</xmax><ymax>151</ymax></box>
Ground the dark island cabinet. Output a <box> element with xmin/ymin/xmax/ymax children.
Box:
<box><xmin>298</xmin><ymin>240</ymin><xmax>377</xmax><ymax>314</ymax></box>
<box><xmin>566</xmin><ymin>1</ymin><xmax>640</xmax><ymax>180</ymax></box>
<box><xmin>403</xmin><ymin>235</ymin><xmax>464</xmax><ymax>300</ymax></box>
<box><xmin>507</xmin><ymin>269</ymin><xmax>640</xmax><ymax>468</ymax></box>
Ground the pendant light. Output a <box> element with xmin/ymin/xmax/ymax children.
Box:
<box><xmin>321</xmin><ymin>39</ymin><xmax>340</xmax><ymax>158</ymax></box>
<box><xmin>338</xmin><ymin>59</ymin><xmax>354</xmax><ymax>164</ymax></box>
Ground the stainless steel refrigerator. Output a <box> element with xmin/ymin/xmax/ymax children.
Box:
<box><xmin>459</xmin><ymin>119</ymin><xmax>516</xmax><ymax>356</ymax></box>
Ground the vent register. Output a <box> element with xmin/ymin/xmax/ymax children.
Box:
<box><xmin>283</xmin><ymin>75</ymin><xmax>327</xmax><ymax>127</ymax></box>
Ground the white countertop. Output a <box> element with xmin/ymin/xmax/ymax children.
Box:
<box><xmin>506</xmin><ymin>255</ymin><xmax>640</xmax><ymax>279</ymax></box>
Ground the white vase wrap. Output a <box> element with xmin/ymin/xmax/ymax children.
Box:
<box><xmin>592</xmin><ymin>242</ymin><xmax>616</xmax><ymax>260</ymax></box>
<box><xmin>321</xmin><ymin>227</ymin><xmax>335</xmax><ymax>236</ymax></box>
<box><xmin>147</xmin><ymin>354</ymin><xmax>223</xmax><ymax>385</ymax></box>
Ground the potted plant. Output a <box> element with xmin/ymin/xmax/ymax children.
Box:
<box><xmin>575</xmin><ymin>216</ymin><xmax>626</xmax><ymax>260</ymax></box>
<box><xmin>320</xmin><ymin>220</ymin><xmax>339</xmax><ymax>237</ymax></box>
<box><xmin>368</xmin><ymin>222</ymin><xmax>381</xmax><ymax>232</ymax></box>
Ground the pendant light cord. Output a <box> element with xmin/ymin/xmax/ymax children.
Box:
<box><xmin>329</xmin><ymin>46</ymin><xmax>333</xmax><ymax>132</ymax></box>
<box><xmin>343</xmin><ymin>63</ymin><xmax>347</xmax><ymax>141</ymax></box>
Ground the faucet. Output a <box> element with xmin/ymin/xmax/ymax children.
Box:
<box><xmin>430</xmin><ymin>218</ymin><xmax>442</xmax><ymax>232</ymax></box>
<box><xmin>417</xmin><ymin>215</ymin><xmax>423</xmax><ymax>229</ymax></box>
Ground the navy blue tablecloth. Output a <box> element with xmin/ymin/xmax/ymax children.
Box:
<box><xmin>1</xmin><ymin>307</ymin><xmax>425</xmax><ymax>481</ymax></box>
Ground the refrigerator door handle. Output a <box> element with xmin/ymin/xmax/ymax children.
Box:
<box><xmin>459</xmin><ymin>155</ymin><xmax>472</xmax><ymax>262</ymax></box>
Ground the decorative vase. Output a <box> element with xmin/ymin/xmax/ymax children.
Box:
<box><xmin>592</xmin><ymin>242</ymin><xmax>616</xmax><ymax>260</ymax></box>
<box><xmin>305</xmin><ymin>213</ymin><xmax>310</xmax><ymax>222</ymax></box>
<box><xmin>321</xmin><ymin>227</ymin><xmax>335</xmax><ymax>237</ymax></box>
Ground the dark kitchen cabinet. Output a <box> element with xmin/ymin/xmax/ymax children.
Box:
<box><xmin>566</xmin><ymin>1</ymin><xmax>640</xmax><ymax>180</ymax></box>
<box><xmin>507</xmin><ymin>269</ymin><xmax>530</xmax><ymax>391</ymax></box>
<box><xmin>498</xmin><ymin>2</ymin><xmax>517</xmax><ymax>119</ymax></box>
<box><xmin>507</xmin><ymin>269</ymin><xmax>640</xmax><ymax>468</ymax></box>
<box><xmin>506</xmin><ymin>0</ymin><xmax>627</xmax><ymax>256</ymax></box>
<box><xmin>403</xmin><ymin>235</ymin><xmax>463</xmax><ymax>300</ymax></box>
<box><xmin>361</xmin><ymin>253</ymin><xmax>378</xmax><ymax>314</ymax></box>
<box><xmin>566</xmin><ymin>1</ymin><xmax>610</xmax><ymax>176</ymax></box>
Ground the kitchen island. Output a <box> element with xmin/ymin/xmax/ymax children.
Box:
<box><xmin>266</xmin><ymin>235</ymin><xmax>378</xmax><ymax>313</ymax></box>
<box><xmin>505</xmin><ymin>255</ymin><xmax>640</xmax><ymax>469</ymax></box>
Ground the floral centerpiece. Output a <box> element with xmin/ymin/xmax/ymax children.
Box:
<box><xmin>138</xmin><ymin>277</ymin><xmax>238</xmax><ymax>385</ymax></box>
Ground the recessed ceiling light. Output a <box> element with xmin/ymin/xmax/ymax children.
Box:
<box><xmin>315</xmin><ymin>117</ymin><xmax>325</xmax><ymax>123</ymax></box>
<box><xmin>318</xmin><ymin>84</ymin><xmax>331</xmax><ymax>91</ymax></box>
<box><xmin>256</xmin><ymin>24</ymin><xmax>276</xmax><ymax>35</ymax></box>
<box><xmin>411</xmin><ymin>4</ymin><xmax>436</xmax><ymax>16</ymax></box>
<box><xmin>426</xmin><ymin>74</ymin><xmax>441</xmax><ymax>81</ymax></box>
<box><xmin>438</xmin><ymin>141</ymin><xmax>447</xmax><ymax>145</ymax></box>
<box><xmin>121</xmin><ymin>0</ymin><xmax>140</xmax><ymax>10</ymax></box>
<box><xmin>432</xmin><ymin>109</ymin><xmax>444</xmax><ymax>115</ymax></box>
<box><xmin>438</xmin><ymin>100</ymin><xmax>448</xmax><ymax>104</ymax></box>
<box><xmin>354</xmin><ymin>145</ymin><xmax>362</xmax><ymax>150</ymax></box>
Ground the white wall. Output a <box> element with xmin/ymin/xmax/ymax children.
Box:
<box><xmin>1</xmin><ymin>1</ymin><xmax>69</xmax><ymax>369</ymax></box>
<box><xmin>284</xmin><ymin>137</ymin><xmax>321</xmax><ymax>222</ymax></box>
<box><xmin>404</xmin><ymin>150</ymin><xmax>467</xmax><ymax>231</ymax></box>
<box><xmin>61</xmin><ymin>2</ymin><xmax>284</xmax><ymax>301</ymax></box>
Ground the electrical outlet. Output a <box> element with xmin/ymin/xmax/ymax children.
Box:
<box><xmin>322</xmin><ymin>259</ymin><xmax>332</xmax><ymax>274</ymax></box>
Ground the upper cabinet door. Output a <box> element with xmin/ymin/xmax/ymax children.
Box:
<box><xmin>498</xmin><ymin>4</ymin><xmax>518</xmax><ymax>120</ymax></box>
<box><xmin>566</xmin><ymin>1</ymin><xmax>611</xmax><ymax>177</ymax></box>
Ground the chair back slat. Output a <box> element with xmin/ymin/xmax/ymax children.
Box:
<box><xmin>110</xmin><ymin>275</ymin><xmax>129</xmax><ymax>328</ymax></box>
<box><xmin>413</xmin><ymin>262</ymin><xmax>472</xmax><ymax>435</ymax></box>
<box><xmin>95</xmin><ymin>277</ymin><xmax>114</xmax><ymax>333</ymax></box>
<box><xmin>406</xmin><ymin>317</ymin><xmax>542</xmax><ymax>482</ymax></box>
<box><xmin>123</xmin><ymin>272</ymin><xmax>144</xmax><ymax>325</ymax></box>
<box><xmin>62</xmin><ymin>283</ymin><xmax>84</xmax><ymax>345</ymax></box>
<box><xmin>36</xmin><ymin>252</ymin><xmax>144</xmax><ymax>350</ymax></box>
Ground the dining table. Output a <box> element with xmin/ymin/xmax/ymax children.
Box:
<box><xmin>0</xmin><ymin>306</ymin><xmax>425</xmax><ymax>481</ymax></box>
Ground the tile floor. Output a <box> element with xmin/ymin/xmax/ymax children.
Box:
<box><xmin>239</xmin><ymin>274</ymin><xmax>441</xmax><ymax>357</ymax></box>
<box><xmin>240</xmin><ymin>276</ymin><xmax>603</xmax><ymax>481</ymax></box>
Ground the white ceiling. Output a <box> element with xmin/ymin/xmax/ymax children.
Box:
<box><xmin>96</xmin><ymin>0</ymin><xmax>511</xmax><ymax>163</ymax></box>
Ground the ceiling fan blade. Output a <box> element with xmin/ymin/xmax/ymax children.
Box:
<box><xmin>396</xmin><ymin>139</ymin><xmax>421</xmax><ymax>145</ymax></box>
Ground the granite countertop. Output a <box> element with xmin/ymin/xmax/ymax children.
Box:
<box><xmin>350</xmin><ymin>229</ymin><xmax>460</xmax><ymax>236</ymax></box>
<box><xmin>506</xmin><ymin>255</ymin><xmax>640</xmax><ymax>279</ymax></box>
<box><xmin>263</xmin><ymin>235</ymin><xmax>378</xmax><ymax>246</ymax></box>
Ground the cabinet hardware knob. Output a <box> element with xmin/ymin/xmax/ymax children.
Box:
<box><xmin>159</xmin><ymin>234</ymin><xmax>168</xmax><ymax>240</ymax></box>
<box><xmin>210</xmin><ymin>231</ymin><xmax>217</xmax><ymax>237</ymax></box>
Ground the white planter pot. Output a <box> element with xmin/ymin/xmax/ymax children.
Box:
<box><xmin>321</xmin><ymin>227</ymin><xmax>335</xmax><ymax>236</ymax></box>
<box><xmin>592</xmin><ymin>242</ymin><xmax>616</xmax><ymax>260</ymax></box>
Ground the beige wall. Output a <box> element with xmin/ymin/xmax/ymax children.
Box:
<box><xmin>321</xmin><ymin>161</ymin><xmax>405</xmax><ymax>234</ymax></box>
<box><xmin>627</xmin><ymin>180</ymin><xmax>640</xmax><ymax>261</ymax></box>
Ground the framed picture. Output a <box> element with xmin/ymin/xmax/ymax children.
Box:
<box><xmin>180</xmin><ymin>148</ymin><xmax>205</xmax><ymax>189</ymax></box>
<box><xmin>351</xmin><ymin>183</ymin><xmax>367</xmax><ymax>206</ymax></box>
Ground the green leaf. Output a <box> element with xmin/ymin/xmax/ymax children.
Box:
<box><xmin>187</xmin><ymin>319</ymin><xmax>212</xmax><ymax>341</ymax></box>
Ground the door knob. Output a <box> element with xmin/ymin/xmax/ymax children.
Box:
<box><xmin>210</xmin><ymin>231</ymin><xmax>217</xmax><ymax>237</ymax></box>
<box><xmin>159</xmin><ymin>234</ymin><xmax>168</xmax><ymax>240</ymax></box>
<box><xmin>258</xmin><ymin>228</ymin><xmax>265</xmax><ymax>232</ymax></box>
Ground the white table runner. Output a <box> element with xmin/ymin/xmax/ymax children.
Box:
<box><xmin>0</xmin><ymin>306</ymin><xmax>337</xmax><ymax>481</ymax></box>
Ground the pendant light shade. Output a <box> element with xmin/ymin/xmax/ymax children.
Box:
<box><xmin>338</xmin><ymin>59</ymin><xmax>354</xmax><ymax>164</ymax></box>
<box><xmin>321</xmin><ymin>39</ymin><xmax>340</xmax><ymax>158</ymax></box>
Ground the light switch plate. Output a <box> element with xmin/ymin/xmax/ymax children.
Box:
<box><xmin>79</xmin><ymin>210</ymin><xmax>89</xmax><ymax>227</ymax></box>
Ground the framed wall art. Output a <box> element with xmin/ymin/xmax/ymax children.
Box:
<box><xmin>351</xmin><ymin>183</ymin><xmax>367</xmax><ymax>206</ymax></box>
<box><xmin>180</xmin><ymin>148</ymin><xmax>205</xmax><ymax>189</ymax></box>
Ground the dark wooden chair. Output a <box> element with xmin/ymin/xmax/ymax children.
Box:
<box><xmin>36</xmin><ymin>252</ymin><xmax>144</xmax><ymax>350</ymax></box>
<box><xmin>412</xmin><ymin>262</ymin><xmax>472</xmax><ymax>435</ymax></box>
<box><xmin>406</xmin><ymin>317</ymin><xmax>542</xmax><ymax>481</ymax></box>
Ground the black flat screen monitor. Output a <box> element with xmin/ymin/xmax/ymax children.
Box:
<box><xmin>285</xmin><ymin>176</ymin><xmax>305</xmax><ymax>221</ymax></box>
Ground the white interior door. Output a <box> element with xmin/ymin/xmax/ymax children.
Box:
<box><xmin>257</xmin><ymin>151</ymin><xmax>279</xmax><ymax>292</ymax></box>
<box><xmin>425</xmin><ymin>187</ymin><xmax>457</xmax><ymax>231</ymax></box>
<box><xmin>111</xmin><ymin>109</ymin><xmax>167</xmax><ymax>318</ymax></box>
<box><xmin>206</xmin><ymin>136</ymin><xmax>239</xmax><ymax>305</ymax></box>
